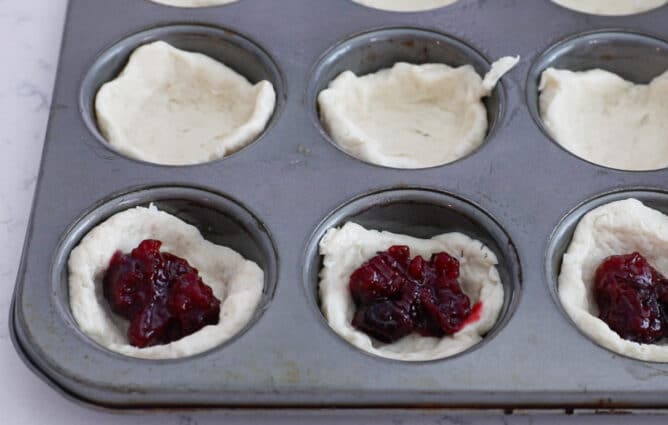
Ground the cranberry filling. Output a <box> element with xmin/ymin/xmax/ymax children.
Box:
<box><xmin>103</xmin><ymin>239</ymin><xmax>221</xmax><ymax>348</ymax></box>
<box><xmin>594</xmin><ymin>252</ymin><xmax>668</xmax><ymax>344</ymax></box>
<box><xmin>349</xmin><ymin>245</ymin><xmax>478</xmax><ymax>343</ymax></box>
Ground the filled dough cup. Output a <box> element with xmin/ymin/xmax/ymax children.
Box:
<box><xmin>309</xmin><ymin>28</ymin><xmax>517</xmax><ymax>169</ymax></box>
<box><xmin>528</xmin><ymin>30</ymin><xmax>668</xmax><ymax>171</ymax></box>
<box><xmin>551</xmin><ymin>0</ymin><xmax>667</xmax><ymax>16</ymax></box>
<box><xmin>351</xmin><ymin>0</ymin><xmax>459</xmax><ymax>12</ymax></box>
<box><xmin>56</xmin><ymin>186</ymin><xmax>278</xmax><ymax>359</ymax></box>
<box><xmin>547</xmin><ymin>190</ymin><xmax>668</xmax><ymax>362</ymax></box>
<box><xmin>80</xmin><ymin>25</ymin><xmax>283</xmax><ymax>166</ymax></box>
<box><xmin>303</xmin><ymin>188</ymin><xmax>522</xmax><ymax>361</ymax></box>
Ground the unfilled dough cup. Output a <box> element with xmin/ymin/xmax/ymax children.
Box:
<box><xmin>527</xmin><ymin>30</ymin><xmax>668</xmax><ymax>171</ymax></box>
<box><xmin>80</xmin><ymin>24</ymin><xmax>285</xmax><ymax>166</ymax></box>
<box><xmin>302</xmin><ymin>187</ymin><xmax>522</xmax><ymax>362</ymax></box>
<box><xmin>307</xmin><ymin>27</ymin><xmax>506</xmax><ymax>169</ymax></box>
<box><xmin>51</xmin><ymin>185</ymin><xmax>279</xmax><ymax>359</ymax></box>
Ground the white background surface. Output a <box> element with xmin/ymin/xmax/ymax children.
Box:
<box><xmin>2</xmin><ymin>0</ymin><xmax>668</xmax><ymax>423</ymax></box>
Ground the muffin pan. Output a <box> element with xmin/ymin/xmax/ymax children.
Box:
<box><xmin>10</xmin><ymin>0</ymin><xmax>668</xmax><ymax>410</ymax></box>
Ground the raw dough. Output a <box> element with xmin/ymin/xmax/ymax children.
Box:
<box><xmin>149</xmin><ymin>0</ymin><xmax>238</xmax><ymax>7</ymax></box>
<box><xmin>319</xmin><ymin>222</ymin><xmax>504</xmax><ymax>361</ymax></box>
<box><xmin>539</xmin><ymin>68</ymin><xmax>668</xmax><ymax>171</ymax></box>
<box><xmin>552</xmin><ymin>0</ymin><xmax>666</xmax><ymax>15</ymax></box>
<box><xmin>559</xmin><ymin>198</ymin><xmax>668</xmax><ymax>362</ymax></box>
<box><xmin>353</xmin><ymin>0</ymin><xmax>458</xmax><ymax>12</ymax></box>
<box><xmin>318</xmin><ymin>57</ymin><xmax>519</xmax><ymax>168</ymax></box>
<box><xmin>96</xmin><ymin>41</ymin><xmax>275</xmax><ymax>165</ymax></box>
<box><xmin>68</xmin><ymin>205</ymin><xmax>264</xmax><ymax>359</ymax></box>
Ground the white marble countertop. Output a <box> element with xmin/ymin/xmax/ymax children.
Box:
<box><xmin>2</xmin><ymin>0</ymin><xmax>667</xmax><ymax>423</ymax></box>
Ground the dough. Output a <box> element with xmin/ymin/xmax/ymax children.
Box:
<box><xmin>149</xmin><ymin>0</ymin><xmax>237</xmax><ymax>7</ymax></box>
<box><xmin>318</xmin><ymin>57</ymin><xmax>519</xmax><ymax>169</ymax></box>
<box><xmin>539</xmin><ymin>68</ymin><xmax>668</xmax><ymax>171</ymax></box>
<box><xmin>559</xmin><ymin>199</ymin><xmax>668</xmax><ymax>362</ymax></box>
<box><xmin>353</xmin><ymin>0</ymin><xmax>458</xmax><ymax>12</ymax></box>
<box><xmin>319</xmin><ymin>222</ymin><xmax>504</xmax><ymax>361</ymax></box>
<box><xmin>68</xmin><ymin>205</ymin><xmax>264</xmax><ymax>359</ymax></box>
<box><xmin>96</xmin><ymin>41</ymin><xmax>275</xmax><ymax>165</ymax></box>
<box><xmin>552</xmin><ymin>0</ymin><xmax>666</xmax><ymax>15</ymax></box>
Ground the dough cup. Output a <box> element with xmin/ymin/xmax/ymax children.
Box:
<box><xmin>303</xmin><ymin>187</ymin><xmax>522</xmax><ymax>361</ymax></box>
<box><xmin>80</xmin><ymin>24</ymin><xmax>284</xmax><ymax>166</ymax></box>
<box><xmin>53</xmin><ymin>185</ymin><xmax>278</xmax><ymax>359</ymax></box>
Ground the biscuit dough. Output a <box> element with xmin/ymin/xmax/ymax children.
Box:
<box><xmin>353</xmin><ymin>0</ymin><xmax>458</xmax><ymax>12</ymax></box>
<box><xmin>318</xmin><ymin>57</ymin><xmax>518</xmax><ymax>168</ymax></box>
<box><xmin>559</xmin><ymin>199</ymin><xmax>668</xmax><ymax>362</ymax></box>
<box><xmin>552</xmin><ymin>0</ymin><xmax>666</xmax><ymax>15</ymax></box>
<box><xmin>149</xmin><ymin>0</ymin><xmax>237</xmax><ymax>7</ymax></box>
<box><xmin>68</xmin><ymin>205</ymin><xmax>264</xmax><ymax>359</ymax></box>
<box><xmin>319</xmin><ymin>222</ymin><xmax>504</xmax><ymax>361</ymax></box>
<box><xmin>96</xmin><ymin>41</ymin><xmax>275</xmax><ymax>165</ymax></box>
<box><xmin>539</xmin><ymin>68</ymin><xmax>668</xmax><ymax>171</ymax></box>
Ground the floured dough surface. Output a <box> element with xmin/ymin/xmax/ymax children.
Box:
<box><xmin>96</xmin><ymin>41</ymin><xmax>275</xmax><ymax>165</ymax></box>
<box><xmin>539</xmin><ymin>68</ymin><xmax>668</xmax><ymax>171</ymax></box>
<box><xmin>552</xmin><ymin>0</ymin><xmax>666</xmax><ymax>15</ymax></box>
<box><xmin>318</xmin><ymin>57</ymin><xmax>518</xmax><ymax>168</ymax></box>
<box><xmin>149</xmin><ymin>0</ymin><xmax>238</xmax><ymax>7</ymax></box>
<box><xmin>353</xmin><ymin>0</ymin><xmax>458</xmax><ymax>12</ymax></box>
<box><xmin>559</xmin><ymin>199</ymin><xmax>668</xmax><ymax>362</ymax></box>
<box><xmin>319</xmin><ymin>222</ymin><xmax>504</xmax><ymax>361</ymax></box>
<box><xmin>68</xmin><ymin>205</ymin><xmax>264</xmax><ymax>359</ymax></box>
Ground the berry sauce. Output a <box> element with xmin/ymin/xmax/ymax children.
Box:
<box><xmin>103</xmin><ymin>239</ymin><xmax>221</xmax><ymax>348</ymax></box>
<box><xmin>348</xmin><ymin>245</ymin><xmax>479</xmax><ymax>343</ymax></box>
<box><xmin>594</xmin><ymin>252</ymin><xmax>668</xmax><ymax>344</ymax></box>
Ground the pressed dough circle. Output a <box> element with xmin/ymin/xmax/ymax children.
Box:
<box><xmin>352</xmin><ymin>0</ymin><xmax>458</xmax><ymax>12</ymax></box>
<box><xmin>539</xmin><ymin>68</ymin><xmax>668</xmax><ymax>171</ymax></box>
<box><xmin>148</xmin><ymin>0</ymin><xmax>238</xmax><ymax>7</ymax></box>
<box><xmin>551</xmin><ymin>0</ymin><xmax>667</xmax><ymax>15</ymax></box>
<box><xmin>95</xmin><ymin>41</ymin><xmax>276</xmax><ymax>166</ymax></box>
<box><xmin>319</xmin><ymin>222</ymin><xmax>504</xmax><ymax>361</ymax></box>
<box><xmin>317</xmin><ymin>57</ymin><xmax>518</xmax><ymax>169</ymax></box>
<box><xmin>558</xmin><ymin>198</ymin><xmax>668</xmax><ymax>362</ymax></box>
<box><xmin>68</xmin><ymin>205</ymin><xmax>264</xmax><ymax>359</ymax></box>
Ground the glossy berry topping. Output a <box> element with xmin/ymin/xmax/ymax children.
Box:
<box><xmin>594</xmin><ymin>252</ymin><xmax>668</xmax><ymax>344</ymax></box>
<box><xmin>103</xmin><ymin>239</ymin><xmax>221</xmax><ymax>348</ymax></box>
<box><xmin>349</xmin><ymin>245</ymin><xmax>478</xmax><ymax>343</ymax></box>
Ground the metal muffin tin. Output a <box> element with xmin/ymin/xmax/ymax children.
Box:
<box><xmin>10</xmin><ymin>0</ymin><xmax>668</xmax><ymax>410</ymax></box>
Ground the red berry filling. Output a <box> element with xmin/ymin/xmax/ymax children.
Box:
<box><xmin>103</xmin><ymin>239</ymin><xmax>221</xmax><ymax>348</ymax></box>
<box><xmin>594</xmin><ymin>252</ymin><xmax>668</xmax><ymax>344</ymax></box>
<box><xmin>349</xmin><ymin>245</ymin><xmax>479</xmax><ymax>343</ymax></box>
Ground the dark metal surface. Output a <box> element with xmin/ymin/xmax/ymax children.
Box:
<box><xmin>10</xmin><ymin>0</ymin><xmax>668</xmax><ymax>409</ymax></box>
